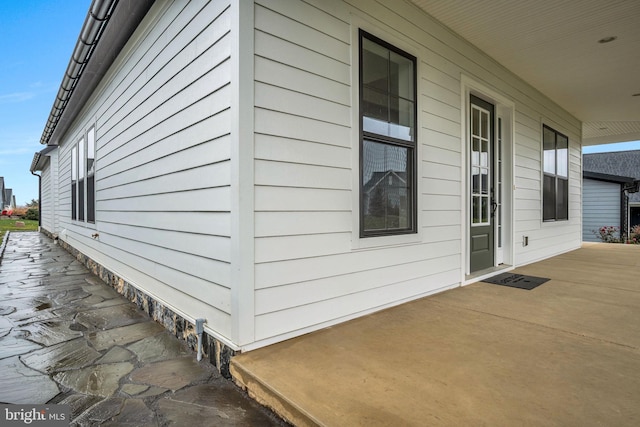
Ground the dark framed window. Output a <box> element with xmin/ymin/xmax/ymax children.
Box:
<box><xmin>78</xmin><ymin>138</ymin><xmax>85</xmax><ymax>221</ymax></box>
<box><xmin>71</xmin><ymin>126</ymin><xmax>96</xmax><ymax>223</ymax></box>
<box><xmin>71</xmin><ymin>145</ymin><xmax>77</xmax><ymax>220</ymax></box>
<box><xmin>86</xmin><ymin>126</ymin><xmax>96</xmax><ymax>223</ymax></box>
<box><xmin>359</xmin><ymin>30</ymin><xmax>417</xmax><ymax>237</ymax></box>
<box><xmin>542</xmin><ymin>125</ymin><xmax>568</xmax><ymax>221</ymax></box>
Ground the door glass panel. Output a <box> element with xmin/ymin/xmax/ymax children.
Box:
<box><xmin>481</xmin><ymin>196</ymin><xmax>489</xmax><ymax>223</ymax></box>
<box><xmin>473</xmin><ymin>196</ymin><xmax>479</xmax><ymax>224</ymax></box>
<box><xmin>472</xmin><ymin>167</ymin><xmax>480</xmax><ymax>194</ymax></box>
<box><xmin>481</xmin><ymin>169</ymin><xmax>489</xmax><ymax>194</ymax></box>
<box><xmin>472</xmin><ymin>108</ymin><xmax>479</xmax><ymax>136</ymax></box>
<box><xmin>471</xmin><ymin>104</ymin><xmax>491</xmax><ymax>226</ymax></box>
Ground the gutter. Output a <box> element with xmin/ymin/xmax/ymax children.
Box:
<box><xmin>39</xmin><ymin>0</ymin><xmax>155</xmax><ymax>146</ymax></box>
<box><xmin>40</xmin><ymin>0</ymin><xmax>118</xmax><ymax>145</ymax></box>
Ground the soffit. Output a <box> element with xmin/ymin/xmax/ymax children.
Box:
<box><xmin>409</xmin><ymin>0</ymin><xmax>640</xmax><ymax>145</ymax></box>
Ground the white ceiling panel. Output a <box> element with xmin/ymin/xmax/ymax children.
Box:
<box><xmin>409</xmin><ymin>0</ymin><xmax>640</xmax><ymax>144</ymax></box>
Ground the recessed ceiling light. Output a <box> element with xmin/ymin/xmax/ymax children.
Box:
<box><xmin>598</xmin><ymin>36</ymin><xmax>617</xmax><ymax>44</ymax></box>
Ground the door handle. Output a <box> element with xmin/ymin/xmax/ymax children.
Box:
<box><xmin>491</xmin><ymin>201</ymin><xmax>498</xmax><ymax>217</ymax></box>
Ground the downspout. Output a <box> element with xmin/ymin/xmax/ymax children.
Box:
<box><xmin>620</xmin><ymin>185</ymin><xmax>627</xmax><ymax>242</ymax></box>
<box><xmin>30</xmin><ymin>170</ymin><xmax>41</xmax><ymax>227</ymax></box>
<box><xmin>40</xmin><ymin>0</ymin><xmax>118</xmax><ymax>145</ymax></box>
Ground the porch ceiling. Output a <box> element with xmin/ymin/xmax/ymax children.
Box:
<box><xmin>408</xmin><ymin>0</ymin><xmax>640</xmax><ymax>145</ymax></box>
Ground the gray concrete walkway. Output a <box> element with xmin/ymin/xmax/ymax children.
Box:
<box><xmin>0</xmin><ymin>232</ymin><xmax>286</xmax><ymax>426</ymax></box>
<box><xmin>232</xmin><ymin>243</ymin><xmax>640</xmax><ymax>426</ymax></box>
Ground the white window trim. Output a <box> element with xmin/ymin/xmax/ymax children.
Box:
<box><xmin>349</xmin><ymin>15</ymin><xmax>424</xmax><ymax>250</ymax></box>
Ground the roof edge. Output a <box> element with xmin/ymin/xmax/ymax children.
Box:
<box><xmin>41</xmin><ymin>0</ymin><xmax>154</xmax><ymax>146</ymax></box>
<box><xmin>583</xmin><ymin>171</ymin><xmax>635</xmax><ymax>184</ymax></box>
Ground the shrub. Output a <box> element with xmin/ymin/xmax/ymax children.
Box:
<box><xmin>12</xmin><ymin>207</ymin><xmax>27</xmax><ymax>217</ymax></box>
<box><xmin>628</xmin><ymin>225</ymin><xmax>640</xmax><ymax>245</ymax></box>
<box><xmin>23</xmin><ymin>208</ymin><xmax>39</xmax><ymax>221</ymax></box>
<box><xmin>593</xmin><ymin>226</ymin><xmax>621</xmax><ymax>243</ymax></box>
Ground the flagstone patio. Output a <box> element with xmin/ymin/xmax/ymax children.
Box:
<box><xmin>0</xmin><ymin>232</ymin><xmax>286</xmax><ymax>426</ymax></box>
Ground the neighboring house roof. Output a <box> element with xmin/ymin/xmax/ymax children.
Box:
<box><xmin>584</xmin><ymin>150</ymin><xmax>640</xmax><ymax>202</ymax></box>
<box><xmin>583</xmin><ymin>171</ymin><xmax>634</xmax><ymax>184</ymax></box>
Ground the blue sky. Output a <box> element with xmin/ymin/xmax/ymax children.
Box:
<box><xmin>0</xmin><ymin>0</ymin><xmax>90</xmax><ymax>206</ymax></box>
<box><xmin>0</xmin><ymin>1</ymin><xmax>638</xmax><ymax>206</ymax></box>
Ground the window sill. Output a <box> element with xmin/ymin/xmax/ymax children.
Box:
<box><xmin>352</xmin><ymin>230</ymin><xmax>422</xmax><ymax>250</ymax></box>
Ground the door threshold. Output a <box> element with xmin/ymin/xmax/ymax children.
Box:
<box><xmin>465</xmin><ymin>265</ymin><xmax>513</xmax><ymax>285</ymax></box>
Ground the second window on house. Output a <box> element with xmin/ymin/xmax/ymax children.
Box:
<box><xmin>359</xmin><ymin>30</ymin><xmax>417</xmax><ymax>237</ymax></box>
<box><xmin>543</xmin><ymin>125</ymin><xmax>569</xmax><ymax>221</ymax></box>
<box><xmin>71</xmin><ymin>126</ymin><xmax>96</xmax><ymax>223</ymax></box>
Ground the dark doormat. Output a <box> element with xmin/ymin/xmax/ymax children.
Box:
<box><xmin>482</xmin><ymin>273</ymin><xmax>550</xmax><ymax>290</ymax></box>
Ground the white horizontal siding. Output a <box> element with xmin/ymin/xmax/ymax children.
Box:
<box><xmin>40</xmin><ymin>162</ymin><xmax>53</xmax><ymax>233</ymax></box>
<box><xmin>582</xmin><ymin>179</ymin><xmax>621</xmax><ymax>242</ymax></box>
<box><xmin>252</xmin><ymin>0</ymin><xmax>582</xmax><ymax>345</ymax></box>
<box><xmin>54</xmin><ymin>0</ymin><xmax>233</xmax><ymax>339</ymax></box>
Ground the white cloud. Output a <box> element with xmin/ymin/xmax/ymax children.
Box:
<box><xmin>0</xmin><ymin>91</ymin><xmax>35</xmax><ymax>104</ymax></box>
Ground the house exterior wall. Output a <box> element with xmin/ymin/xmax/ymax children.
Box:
<box><xmin>39</xmin><ymin>150</ymin><xmax>59</xmax><ymax>235</ymax></box>
<box><xmin>55</xmin><ymin>0</ymin><xmax>234</xmax><ymax>342</ymax></box>
<box><xmin>249</xmin><ymin>0</ymin><xmax>582</xmax><ymax>348</ymax></box>
<box><xmin>582</xmin><ymin>178</ymin><xmax>622</xmax><ymax>242</ymax></box>
<box><xmin>40</xmin><ymin>159</ymin><xmax>53</xmax><ymax>233</ymax></box>
<box><xmin>41</xmin><ymin>0</ymin><xmax>584</xmax><ymax>352</ymax></box>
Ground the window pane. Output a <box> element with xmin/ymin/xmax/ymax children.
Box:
<box><xmin>472</xmin><ymin>166</ymin><xmax>480</xmax><ymax>194</ymax></box>
<box><xmin>472</xmin><ymin>196</ymin><xmax>479</xmax><ymax>224</ymax></box>
<box><xmin>480</xmin><ymin>109</ymin><xmax>489</xmax><ymax>139</ymax></box>
<box><xmin>362</xmin><ymin>38</ymin><xmax>389</xmax><ymax>92</ymax></box>
<box><xmin>481</xmin><ymin>169</ymin><xmax>489</xmax><ymax>194</ymax></box>
<box><xmin>472</xmin><ymin>107</ymin><xmax>479</xmax><ymax>137</ymax></box>
<box><xmin>481</xmin><ymin>196</ymin><xmax>489</xmax><ymax>223</ymax></box>
<box><xmin>480</xmin><ymin>140</ymin><xmax>488</xmax><ymax>167</ymax></box>
<box><xmin>389</xmin><ymin>51</ymin><xmax>414</xmax><ymax>100</ymax></box>
<box><xmin>361</xmin><ymin>34</ymin><xmax>415</xmax><ymax>143</ymax></box>
<box><xmin>388</xmin><ymin>97</ymin><xmax>414</xmax><ymax>141</ymax></box>
<box><xmin>87</xmin><ymin>127</ymin><xmax>95</xmax><ymax>177</ymax></box>
<box><xmin>71</xmin><ymin>183</ymin><xmax>77</xmax><ymax>220</ymax></box>
<box><xmin>543</xmin><ymin>175</ymin><xmax>555</xmax><ymax>221</ymax></box>
<box><xmin>78</xmin><ymin>138</ymin><xmax>85</xmax><ymax>180</ymax></box>
<box><xmin>556</xmin><ymin>134</ymin><xmax>568</xmax><ymax>178</ymax></box>
<box><xmin>556</xmin><ymin>178</ymin><xmax>568</xmax><ymax>220</ymax></box>
<box><xmin>78</xmin><ymin>178</ymin><xmax>85</xmax><ymax>221</ymax></box>
<box><xmin>362</xmin><ymin>87</ymin><xmax>388</xmax><ymax>127</ymax></box>
<box><xmin>87</xmin><ymin>176</ymin><xmax>95</xmax><ymax>223</ymax></box>
<box><xmin>543</xmin><ymin>127</ymin><xmax>556</xmax><ymax>174</ymax></box>
<box><xmin>71</xmin><ymin>146</ymin><xmax>77</xmax><ymax>181</ymax></box>
<box><xmin>363</xmin><ymin>140</ymin><xmax>411</xmax><ymax>232</ymax></box>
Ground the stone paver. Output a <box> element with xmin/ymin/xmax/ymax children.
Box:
<box><xmin>0</xmin><ymin>232</ymin><xmax>287</xmax><ymax>426</ymax></box>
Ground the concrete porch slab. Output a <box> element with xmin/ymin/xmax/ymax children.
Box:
<box><xmin>231</xmin><ymin>243</ymin><xmax>640</xmax><ymax>426</ymax></box>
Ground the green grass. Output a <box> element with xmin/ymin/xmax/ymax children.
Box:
<box><xmin>0</xmin><ymin>217</ymin><xmax>39</xmax><ymax>239</ymax></box>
